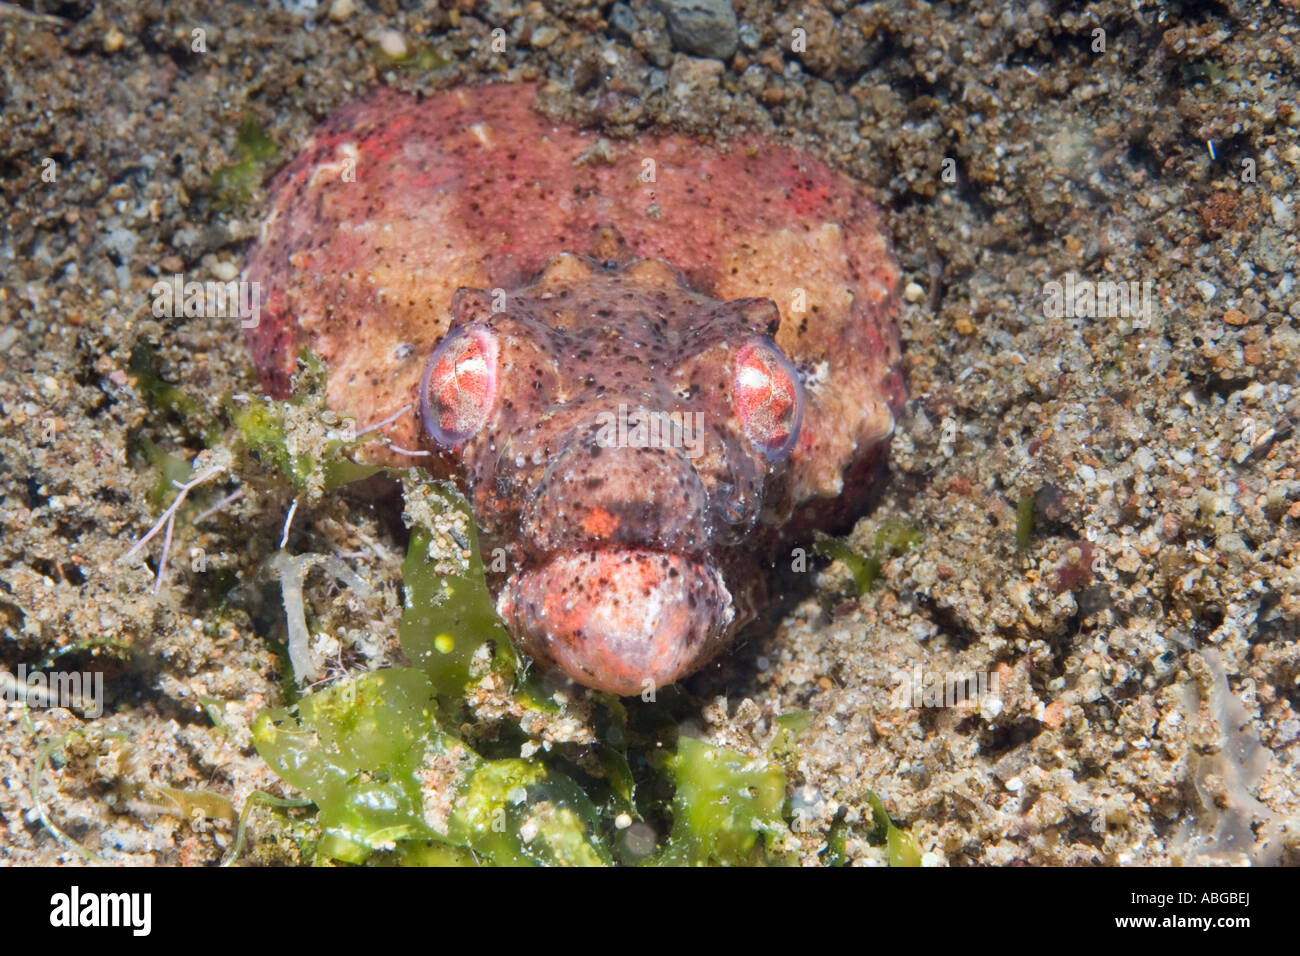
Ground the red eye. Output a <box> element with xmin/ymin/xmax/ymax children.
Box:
<box><xmin>419</xmin><ymin>324</ymin><xmax>499</xmax><ymax>446</ymax></box>
<box><xmin>732</xmin><ymin>339</ymin><xmax>803</xmax><ymax>461</ymax></box>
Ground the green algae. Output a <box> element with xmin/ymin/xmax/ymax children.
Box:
<box><xmin>771</xmin><ymin>710</ymin><xmax>814</xmax><ymax>760</ymax></box>
<box><xmin>211</xmin><ymin>117</ymin><xmax>278</xmax><ymax>207</ymax></box>
<box><xmin>253</xmin><ymin>668</ymin><xmax>450</xmax><ymax>863</ymax></box>
<box><xmin>224</xmin><ymin>791</ymin><xmax>315</xmax><ymax>867</ymax></box>
<box><xmin>771</xmin><ymin>709</ymin><xmax>922</xmax><ymax>867</ymax></box>
<box><xmin>127</xmin><ymin>343</ymin><xmax>225</xmax><ymax>493</ymax></box>
<box><xmin>28</xmin><ymin>726</ymin><xmax>129</xmax><ymax>865</ymax></box>
<box><xmin>230</xmin><ymin>391</ymin><xmax>381</xmax><ymax>492</ymax></box>
<box><xmin>129</xmin><ymin>343</ymin><xmax>202</xmax><ymax>425</ymax></box>
<box><xmin>817</xmin><ymin>800</ymin><xmax>921</xmax><ymax>868</ymax></box>
<box><xmin>398</xmin><ymin>481</ymin><xmax>521</xmax><ymax>701</ymax></box>
<box><xmin>1016</xmin><ymin>495</ymin><xmax>1036</xmax><ymax>550</ymax></box>
<box><xmin>35</xmin><ymin>635</ymin><xmax>131</xmax><ymax>671</ymax></box>
<box><xmin>133</xmin><ymin>435</ymin><xmax>192</xmax><ymax>507</ymax></box>
<box><xmin>591</xmin><ymin>694</ymin><xmax>637</xmax><ymax>813</ymax></box>
<box><xmin>251</xmin><ymin>667</ymin><xmax>609</xmax><ymax>866</ymax></box>
<box><xmin>391</xmin><ymin>43</ymin><xmax>452</xmax><ymax>71</ymax></box>
<box><xmin>397</xmin><ymin>479</ymin><xmax>562</xmax><ymax>720</ymax></box>
<box><xmin>814</xmin><ymin>520</ymin><xmax>920</xmax><ymax>596</ymax></box>
<box><xmin>868</xmin><ymin>790</ymin><xmax>923</xmax><ymax>867</ymax></box>
<box><xmin>250</xmin><ymin>664</ymin><xmax>806</xmax><ymax>866</ymax></box>
<box><xmin>659</xmin><ymin>736</ymin><xmax>790</xmax><ymax>866</ymax></box>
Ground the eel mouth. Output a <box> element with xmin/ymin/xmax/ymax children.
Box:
<box><xmin>495</xmin><ymin>548</ymin><xmax>734</xmax><ymax>696</ymax></box>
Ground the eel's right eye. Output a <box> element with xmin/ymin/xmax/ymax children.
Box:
<box><xmin>731</xmin><ymin>338</ymin><xmax>803</xmax><ymax>462</ymax></box>
<box><xmin>419</xmin><ymin>324</ymin><xmax>500</xmax><ymax>446</ymax></box>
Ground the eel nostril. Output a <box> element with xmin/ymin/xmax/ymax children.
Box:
<box><xmin>721</xmin><ymin>487</ymin><xmax>750</xmax><ymax>525</ymax></box>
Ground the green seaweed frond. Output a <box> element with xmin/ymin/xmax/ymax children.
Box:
<box><xmin>814</xmin><ymin>519</ymin><xmax>921</xmax><ymax>596</ymax></box>
<box><xmin>867</xmin><ymin>791</ymin><xmax>923</xmax><ymax>867</ymax></box>
<box><xmin>210</xmin><ymin>116</ymin><xmax>278</xmax><ymax>207</ymax></box>
<box><xmin>230</xmin><ymin>351</ymin><xmax>385</xmax><ymax>496</ymax></box>
<box><xmin>659</xmin><ymin>736</ymin><xmax>791</xmax><ymax>866</ymax></box>
<box><xmin>251</xmin><ymin>668</ymin><xmax>610</xmax><ymax>866</ymax></box>
<box><xmin>1016</xmin><ymin>495</ymin><xmax>1036</xmax><ymax>550</ymax></box>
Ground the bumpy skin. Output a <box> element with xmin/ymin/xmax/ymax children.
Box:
<box><xmin>243</xmin><ymin>83</ymin><xmax>904</xmax><ymax>695</ymax></box>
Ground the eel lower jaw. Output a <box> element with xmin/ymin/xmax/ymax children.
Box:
<box><xmin>495</xmin><ymin>548</ymin><xmax>735</xmax><ymax>696</ymax></box>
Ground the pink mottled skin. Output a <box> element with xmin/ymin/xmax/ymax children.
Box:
<box><xmin>243</xmin><ymin>83</ymin><xmax>904</xmax><ymax>696</ymax></box>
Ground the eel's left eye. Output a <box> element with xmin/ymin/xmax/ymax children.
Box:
<box><xmin>731</xmin><ymin>338</ymin><xmax>803</xmax><ymax>461</ymax></box>
<box><xmin>419</xmin><ymin>323</ymin><xmax>500</xmax><ymax>446</ymax></box>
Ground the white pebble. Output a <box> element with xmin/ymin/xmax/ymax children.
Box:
<box><xmin>1195</xmin><ymin>280</ymin><xmax>1217</xmax><ymax>302</ymax></box>
<box><xmin>530</xmin><ymin>26</ymin><xmax>560</xmax><ymax>48</ymax></box>
<box><xmin>376</xmin><ymin>29</ymin><xmax>407</xmax><ymax>59</ymax></box>
<box><xmin>1271</xmin><ymin>196</ymin><xmax>1294</xmax><ymax>230</ymax></box>
<box><xmin>903</xmin><ymin>281</ymin><xmax>926</xmax><ymax>303</ymax></box>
